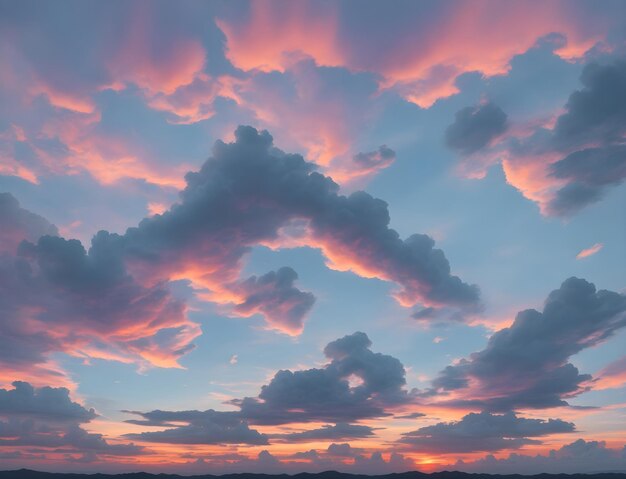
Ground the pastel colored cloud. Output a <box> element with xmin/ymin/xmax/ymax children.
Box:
<box><xmin>400</xmin><ymin>411</ymin><xmax>574</xmax><ymax>453</ymax></box>
<box><xmin>454</xmin><ymin>59</ymin><xmax>626</xmax><ymax>216</ymax></box>
<box><xmin>121</xmin><ymin>126</ymin><xmax>479</xmax><ymax>326</ymax></box>
<box><xmin>217</xmin><ymin>0</ymin><xmax>618</xmax><ymax>107</ymax></box>
<box><xmin>576</xmin><ymin>243</ymin><xmax>603</xmax><ymax>259</ymax></box>
<box><xmin>429</xmin><ymin>277</ymin><xmax>626</xmax><ymax>410</ymax></box>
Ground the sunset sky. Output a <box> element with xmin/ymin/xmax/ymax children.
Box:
<box><xmin>0</xmin><ymin>0</ymin><xmax>625</xmax><ymax>474</ymax></box>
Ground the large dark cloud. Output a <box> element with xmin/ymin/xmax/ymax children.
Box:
<box><xmin>430</xmin><ymin>277</ymin><xmax>626</xmax><ymax>410</ymax></box>
<box><xmin>0</xmin><ymin>125</ymin><xmax>478</xmax><ymax>376</ymax></box>
<box><xmin>400</xmin><ymin>411</ymin><xmax>574</xmax><ymax>453</ymax></box>
<box><xmin>234</xmin><ymin>331</ymin><xmax>412</xmax><ymax>425</ymax></box>
<box><xmin>445</xmin><ymin>102</ymin><xmax>508</xmax><ymax>155</ymax></box>
<box><xmin>0</xmin><ymin>382</ymin><xmax>142</xmax><ymax>458</ymax></box>
<box><xmin>0</xmin><ymin>381</ymin><xmax>95</xmax><ymax>422</ymax></box>
<box><xmin>123</xmin><ymin>125</ymin><xmax>479</xmax><ymax>313</ymax></box>
<box><xmin>124</xmin><ymin>409</ymin><xmax>268</xmax><ymax>445</ymax></box>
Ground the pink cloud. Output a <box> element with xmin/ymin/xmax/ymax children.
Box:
<box><xmin>217</xmin><ymin>0</ymin><xmax>615</xmax><ymax>107</ymax></box>
<box><xmin>576</xmin><ymin>243</ymin><xmax>603</xmax><ymax>259</ymax></box>
<box><xmin>591</xmin><ymin>356</ymin><xmax>626</xmax><ymax>390</ymax></box>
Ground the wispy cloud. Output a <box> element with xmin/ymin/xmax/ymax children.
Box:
<box><xmin>576</xmin><ymin>243</ymin><xmax>603</xmax><ymax>259</ymax></box>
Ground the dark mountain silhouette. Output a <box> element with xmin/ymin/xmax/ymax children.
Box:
<box><xmin>1</xmin><ymin>470</ymin><xmax>625</xmax><ymax>479</ymax></box>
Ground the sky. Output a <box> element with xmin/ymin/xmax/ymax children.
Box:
<box><xmin>0</xmin><ymin>0</ymin><xmax>625</xmax><ymax>475</ymax></box>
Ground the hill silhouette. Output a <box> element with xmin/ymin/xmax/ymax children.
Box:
<box><xmin>1</xmin><ymin>470</ymin><xmax>625</xmax><ymax>479</ymax></box>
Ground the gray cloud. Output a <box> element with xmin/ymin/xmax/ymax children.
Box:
<box><xmin>327</xmin><ymin>442</ymin><xmax>360</xmax><ymax>457</ymax></box>
<box><xmin>277</xmin><ymin>423</ymin><xmax>375</xmax><ymax>442</ymax></box>
<box><xmin>124</xmin><ymin>332</ymin><xmax>413</xmax><ymax>447</ymax></box>
<box><xmin>124</xmin><ymin>409</ymin><xmax>268</xmax><ymax>445</ymax></box>
<box><xmin>445</xmin><ymin>102</ymin><xmax>508</xmax><ymax>154</ymax></box>
<box><xmin>353</xmin><ymin>145</ymin><xmax>396</xmax><ymax>168</ymax></box>
<box><xmin>513</xmin><ymin>59</ymin><xmax>626</xmax><ymax>216</ymax></box>
<box><xmin>553</xmin><ymin>60</ymin><xmax>626</xmax><ymax>147</ymax></box>
<box><xmin>431</xmin><ymin>277</ymin><xmax>626</xmax><ymax>410</ymax></box>
<box><xmin>395</xmin><ymin>412</ymin><xmax>426</xmax><ymax>419</ymax></box>
<box><xmin>124</xmin><ymin>125</ymin><xmax>479</xmax><ymax>312</ymax></box>
<box><xmin>453</xmin><ymin>439</ymin><xmax>626</xmax><ymax>474</ymax></box>
<box><xmin>547</xmin><ymin>145</ymin><xmax>626</xmax><ymax>216</ymax></box>
<box><xmin>0</xmin><ymin>382</ymin><xmax>142</xmax><ymax>458</ymax></box>
<box><xmin>235</xmin><ymin>331</ymin><xmax>412</xmax><ymax>425</ymax></box>
<box><xmin>0</xmin><ymin>382</ymin><xmax>95</xmax><ymax>423</ymax></box>
<box><xmin>234</xmin><ymin>267</ymin><xmax>315</xmax><ymax>334</ymax></box>
<box><xmin>400</xmin><ymin>411</ymin><xmax>574</xmax><ymax>453</ymax></box>
<box><xmin>0</xmin><ymin>125</ymin><xmax>479</xmax><ymax>374</ymax></box>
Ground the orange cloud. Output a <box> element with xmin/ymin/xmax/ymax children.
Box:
<box><xmin>576</xmin><ymin>243</ymin><xmax>603</xmax><ymax>259</ymax></box>
<box><xmin>592</xmin><ymin>356</ymin><xmax>626</xmax><ymax>390</ymax></box>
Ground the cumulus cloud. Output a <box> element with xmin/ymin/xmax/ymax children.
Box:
<box><xmin>122</xmin><ymin>125</ymin><xmax>479</xmax><ymax>318</ymax></box>
<box><xmin>400</xmin><ymin>411</ymin><xmax>574</xmax><ymax>453</ymax></box>
<box><xmin>125</xmin><ymin>332</ymin><xmax>412</xmax><ymax>447</ymax></box>
<box><xmin>0</xmin><ymin>127</ymin><xmax>477</xmax><ymax>378</ymax></box>
<box><xmin>235</xmin><ymin>331</ymin><xmax>412</xmax><ymax>424</ymax></box>
<box><xmin>430</xmin><ymin>277</ymin><xmax>626</xmax><ymax>410</ymax></box>
<box><xmin>445</xmin><ymin>102</ymin><xmax>508</xmax><ymax>155</ymax></box>
<box><xmin>124</xmin><ymin>409</ymin><xmax>268</xmax><ymax>445</ymax></box>
<box><xmin>453</xmin><ymin>439</ymin><xmax>626</xmax><ymax>474</ymax></box>
<box><xmin>0</xmin><ymin>382</ymin><xmax>142</xmax><ymax>459</ymax></box>
<box><xmin>0</xmin><ymin>230</ymin><xmax>200</xmax><ymax>373</ymax></box>
<box><xmin>490</xmin><ymin>59</ymin><xmax>626</xmax><ymax>216</ymax></box>
<box><xmin>233</xmin><ymin>267</ymin><xmax>315</xmax><ymax>335</ymax></box>
<box><xmin>0</xmin><ymin>382</ymin><xmax>95</xmax><ymax>422</ymax></box>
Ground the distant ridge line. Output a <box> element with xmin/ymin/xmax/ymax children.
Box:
<box><xmin>1</xmin><ymin>470</ymin><xmax>625</xmax><ymax>479</ymax></box>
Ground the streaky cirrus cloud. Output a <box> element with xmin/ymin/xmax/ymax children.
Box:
<box><xmin>0</xmin><ymin>1</ymin><xmax>216</xmax><ymax>189</ymax></box>
<box><xmin>591</xmin><ymin>355</ymin><xmax>626</xmax><ymax>390</ymax></box>
<box><xmin>576</xmin><ymin>242</ymin><xmax>603</xmax><ymax>259</ymax></box>
<box><xmin>216</xmin><ymin>0</ymin><xmax>620</xmax><ymax>107</ymax></box>
<box><xmin>400</xmin><ymin>411</ymin><xmax>575</xmax><ymax>453</ymax></box>
<box><xmin>429</xmin><ymin>277</ymin><xmax>626</xmax><ymax>410</ymax></box>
